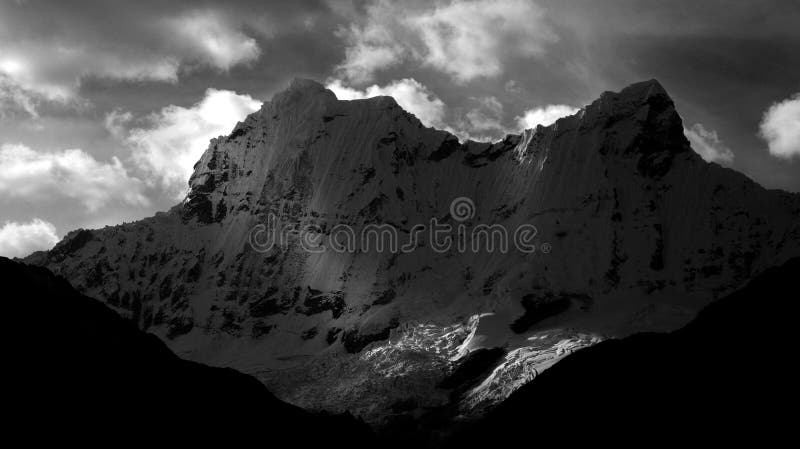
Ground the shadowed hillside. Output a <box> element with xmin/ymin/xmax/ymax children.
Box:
<box><xmin>449</xmin><ymin>257</ymin><xmax>800</xmax><ymax>446</ymax></box>
<box><xmin>2</xmin><ymin>256</ymin><xmax>374</xmax><ymax>445</ymax></box>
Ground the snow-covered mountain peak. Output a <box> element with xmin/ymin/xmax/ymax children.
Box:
<box><xmin>28</xmin><ymin>78</ymin><xmax>800</xmax><ymax>426</ymax></box>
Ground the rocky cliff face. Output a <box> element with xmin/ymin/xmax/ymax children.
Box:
<box><xmin>27</xmin><ymin>78</ymin><xmax>800</xmax><ymax>425</ymax></box>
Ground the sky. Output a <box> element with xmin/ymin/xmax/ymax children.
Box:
<box><xmin>1</xmin><ymin>0</ymin><xmax>799</xmax><ymax>257</ymax></box>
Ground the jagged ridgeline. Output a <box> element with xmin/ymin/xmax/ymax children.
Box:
<box><xmin>26</xmin><ymin>79</ymin><xmax>800</xmax><ymax>425</ymax></box>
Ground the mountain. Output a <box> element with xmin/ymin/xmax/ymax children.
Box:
<box><xmin>448</xmin><ymin>256</ymin><xmax>800</xmax><ymax>446</ymax></box>
<box><xmin>2</xmin><ymin>256</ymin><xmax>374</xmax><ymax>445</ymax></box>
<box><xmin>25</xmin><ymin>78</ymin><xmax>800</xmax><ymax>426</ymax></box>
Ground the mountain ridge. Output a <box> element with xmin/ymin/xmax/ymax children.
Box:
<box><xmin>25</xmin><ymin>77</ymin><xmax>800</xmax><ymax>425</ymax></box>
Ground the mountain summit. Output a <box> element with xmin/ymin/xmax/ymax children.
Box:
<box><xmin>27</xmin><ymin>78</ymin><xmax>800</xmax><ymax>425</ymax></box>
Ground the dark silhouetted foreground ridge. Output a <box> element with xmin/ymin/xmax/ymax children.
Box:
<box><xmin>449</xmin><ymin>257</ymin><xmax>800</xmax><ymax>446</ymax></box>
<box><xmin>2</xmin><ymin>257</ymin><xmax>374</xmax><ymax>445</ymax></box>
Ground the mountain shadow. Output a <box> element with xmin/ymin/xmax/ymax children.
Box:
<box><xmin>447</xmin><ymin>257</ymin><xmax>800</xmax><ymax>446</ymax></box>
<box><xmin>2</xmin><ymin>256</ymin><xmax>374</xmax><ymax>446</ymax></box>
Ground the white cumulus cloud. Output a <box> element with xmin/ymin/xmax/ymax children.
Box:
<box><xmin>0</xmin><ymin>143</ymin><xmax>149</xmax><ymax>211</ymax></box>
<box><xmin>0</xmin><ymin>218</ymin><xmax>59</xmax><ymax>258</ymax></box>
<box><xmin>120</xmin><ymin>88</ymin><xmax>262</xmax><ymax>196</ymax></box>
<box><xmin>336</xmin><ymin>0</ymin><xmax>557</xmax><ymax>83</ymax></box>
<box><xmin>327</xmin><ymin>78</ymin><xmax>446</xmax><ymax>128</ymax></box>
<box><xmin>685</xmin><ymin>123</ymin><xmax>735</xmax><ymax>165</ymax></box>
<box><xmin>516</xmin><ymin>104</ymin><xmax>579</xmax><ymax>130</ymax></box>
<box><xmin>759</xmin><ymin>93</ymin><xmax>800</xmax><ymax>160</ymax></box>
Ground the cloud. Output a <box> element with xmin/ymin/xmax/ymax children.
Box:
<box><xmin>334</xmin><ymin>1</ymin><xmax>408</xmax><ymax>84</ymax></box>
<box><xmin>120</xmin><ymin>89</ymin><xmax>262</xmax><ymax>196</ymax></box>
<box><xmin>685</xmin><ymin>123</ymin><xmax>735</xmax><ymax>165</ymax></box>
<box><xmin>0</xmin><ymin>143</ymin><xmax>150</xmax><ymax>211</ymax></box>
<box><xmin>336</xmin><ymin>0</ymin><xmax>557</xmax><ymax>83</ymax></box>
<box><xmin>328</xmin><ymin>79</ymin><xmax>513</xmax><ymax>141</ymax></box>
<box><xmin>169</xmin><ymin>11</ymin><xmax>261</xmax><ymax>71</ymax></box>
<box><xmin>104</xmin><ymin>109</ymin><xmax>134</xmax><ymax>140</ymax></box>
<box><xmin>0</xmin><ymin>44</ymin><xmax>182</xmax><ymax>114</ymax></box>
<box><xmin>411</xmin><ymin>0</ymin><xmax>556</xmax><ymax>82</ymax></box>
<box><xmin>0</xmin><ymin>6</ymin><xmax>262</xmax><ymax>114</ymax></box>
<box><xmin>327</xmin><ymin>78</ymin><xmax>446</xmax><ymax>128</ymax></box>
<box><xmin>759</xmin><ymin>93</ymin><xmax>800</xmax><ymax>160</ymax></box>
<box><xmin>0</xmin><ymin>73</ymin><xmax>39</xmax><ymax>118</ymax></box>
<box><xmin>504</xmin><ymin>80</ymin><xmax>523</xmax><ymax>94</ymax></box>
<box><xmin>0</xmin><ymin>218</ymin><xmax>59</xmax><ymax>258</ymax></box>
<box><xmin>516</xmin><ymin>104</ymin><xmax>579</xmax><ymax>130</ymax></box>
<box><xmin>464</xmin><ymin>96</ymin><xmax>505</xmax><ymax>133</ymax></box>
<box><xmin>451</xmin><ymin>95</ymin><xmax>514</xmax><ymax>141</ymax></box>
